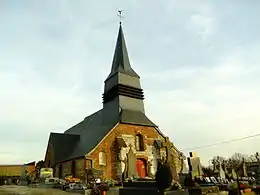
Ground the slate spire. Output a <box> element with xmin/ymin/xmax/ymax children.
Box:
<box><xmin>103</xmin><ymin>21</ymin><xmax>146</xmax><ymax>123</ymax></box>
<box><xmin>106</xmin><ymin>23</ymin><xmax>140</xmax><ymax>80</ymax></box>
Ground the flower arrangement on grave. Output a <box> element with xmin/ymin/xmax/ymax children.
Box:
<box><xmin>105</xmin><ymin>180</ymin><xmax>115</xmax><ymax>187</ymax></box>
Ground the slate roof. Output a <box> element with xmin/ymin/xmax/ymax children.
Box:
<box><xmin>106</xmin><ymin>24</ymin><xmax>140</xmax><ymax>81</ymax></box>
<box><xmin>48</xmin><ymin>108</ymin><xmax>157</xmax><ymax>164</ymax></box>
<box><xmin>120</xmin><ymin>109</ymin><xmax>156</xmax><ymax>126</ymax></box>
<box><xmin>48</xmin><ymin>133</ymin><xmax>80</xmax><ymax>164</ymax></box>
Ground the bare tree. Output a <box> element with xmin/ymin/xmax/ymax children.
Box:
<box><xmin>248</xmin><ymin>154</ymin><xmax>257</xmax><ymax>162</ymax></box>
<box><xmin>246</xmin><ymin>152</ymin><xmax>260</xmax><ymax>162</ymax></box>
<box><xmin>36</xmin><ymin>160</ymin><xmax>45</xmax><ymax>178</ymax></box>
<box><xmin>212</xmin><ymin>156</ymin><xmax>226</xmax><ymax>162</ymax></box>
<box><xmin>255</xmin><ymin>152</ymin><xmax>260</xmax><ymax>162</ymax></box>
<box><xmin>230</xmin><ymin>153</ymin><xmax>247</xmax><ymax>162</ymax></box>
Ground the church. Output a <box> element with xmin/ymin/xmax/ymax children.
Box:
<box><xmin>44</xmin><ymin>22</ymin><xmax>182</xmax><ymax>181</ymax></box>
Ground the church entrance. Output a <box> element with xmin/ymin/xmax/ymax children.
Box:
<box><xmin>136</xmin><ymin>159</ymin><xmax>147</xmax><ymax>178</ymax></box>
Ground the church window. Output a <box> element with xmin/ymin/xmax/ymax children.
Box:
<box><xmin>99</xmin><ymin>151</ymin><xmax>107</xmax><ymax>166</ymax></box>
<box><xmin>136</xmin><ymin>134</ymin><xmax>144</xmax><ymax>151</ymax></box>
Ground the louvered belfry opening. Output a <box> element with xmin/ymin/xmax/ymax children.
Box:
<box><xmin>102</xmin><ymin>84</ymin><xmax>144</xmax><ymax>103</ymax></box>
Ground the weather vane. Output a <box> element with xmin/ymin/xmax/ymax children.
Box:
<box><xmin>117</xmin><ymin>10</ymin><xmax>124</xmax><ymax>24</ymax></box>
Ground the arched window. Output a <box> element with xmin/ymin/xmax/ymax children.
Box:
<box><xmin>99</xmin><ymin>151</ymin><xmax>107</xmax><ymax>166</ymax></box>
<box><xmin>136</xmin><ymin>134</ymin><xmax>144</xmax><ymax>151</ymax></box>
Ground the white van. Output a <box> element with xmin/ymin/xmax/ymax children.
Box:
<box><xmin>45</xmin><ymin>177</ymin><xmax>60</xmax><ymax>185</ymax></box>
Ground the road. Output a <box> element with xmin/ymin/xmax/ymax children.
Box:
<box><xmin>0</xmin><ymin>185</ymin><xmax>81</xmax><ymax>195</ymax></box>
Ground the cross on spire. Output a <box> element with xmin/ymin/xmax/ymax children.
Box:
<box><xmin>117</xmin><ymin>10</ymin><xmax>124</xmax><ymax>25</ymax></box>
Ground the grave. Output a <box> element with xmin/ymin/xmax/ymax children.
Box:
<box><xmin>217</xmin><ymin>157</ymin><xmax>226</xmax><ymax>179</ymax></box>
<box><xmin>187</xmin><ymin>152</ymin><xmax>203</xmax><ymax>179</ymax></box>
<box><xmin>125</xmin><ymin>146</ymin><xmax>138</xmax><ymax>179</ymax></box>
<box><xmin>118</xmin><ymin>138</ymin><xmax>188</xmax><ymax>195</ymax></box>
<box><xmin>255</xmin><ymin>163</ymin><xmax>260</xmax><ymax>184</ymax></box>
<box><xmin>186</xmin><ymin>153</ymin><xmax>222</xmax><ymax>195</ymax></box>
<box><xmin>179</xmin><ymin>153</ymin><xmax>189</xmax><ymax>186</ymax></box>
<box><xmin>241</xmin><ymin>158</ymin><xmax>248</xmax><ymax>177</ymax></box>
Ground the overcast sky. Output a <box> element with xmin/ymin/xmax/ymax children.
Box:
<box><xmin>0</xmin><ymin>0</ymin><xmax>260</xmax><ymax>165</ymax></box>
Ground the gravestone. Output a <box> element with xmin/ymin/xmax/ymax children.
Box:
<box><xmin>179</xmin><ymin>153</ymin><xmax>188</xmax><ymax>187</ymax></box>
<box><xmin>210</xmin><ymin>176</ymin><xmax>218</xmax><ymax>184</ymax></box>
<box><xmin>241</xmin><ymin>158</ymin><xmax>248</xmax><ymax>177</ymax></box>
<box><xmin>255</xmin><ymin>163</ymin><xmax>260</xmax><ymax>184</ymax></box>
<box><xmin>231</xmin><ymin>168</ymin><xmax>237</xmax><ymax>179</ymax></box>
<box><xmin>218</xmin><ymin>158</ymin><xmax>226</xmax><ymax>179</ymax></box>
<box><xmin>126</xmin><ymin>146</ymin><xmax>138</xmax><ymax>179</ymax></box>
<box><xmin>222</xmin><ymin>160</ymin><xmax>228</xmax><ymax>176</ymax></box>
<box><xmin>7</xmin><ymin>178</ymin><xmax>12</xmax><ymax>185</ymax></box>
<box><xmin>147</xmin><ymin>160</ymin><xmax>153</xmax><ymax>178</ymax></box>
<box><xmin>187</xmin><ymin>152</ymin><xmax>203</xmax><ymax>179</ymax></box>
<box><xmin>204</xmin><ymin>177</ymin><xmax>212</xmax><ymax>184</ymax></box>
<box><xmin>179</xmin><ymin>153</ymin><xmax>188</xmax><ymax>174</ymax></box>
<box><xmin>212</xmin><ymin>159</ymin><xmax>217</xmax><ymax>173</ymax></box>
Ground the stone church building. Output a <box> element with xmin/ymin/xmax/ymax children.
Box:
<box><xmin>44</xmin><ymin>23</ymin><xmax>182</xmax><ymax>181</ymax></box>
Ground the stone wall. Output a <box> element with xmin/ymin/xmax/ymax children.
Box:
<box><xmin>172</xmin><ymin>147</ymin><xmax>182</xmax><ymax>174</ymax></box>
<box><xmin>53</xmin><ymin>157</ymin><xmax>86</xmax><ymax>180</ymax></box>
<box><xmin>88</xmin><ymin>123</ymin><xmax>181</xmax><ymax>180</ymax></box>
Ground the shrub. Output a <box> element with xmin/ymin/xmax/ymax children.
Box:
<box><xmin>155</xmin><ymin>163</ymin><xmax>173</xmax><ymax>191</ymax></box>
<box><xmin>97</xmin><ymin>182</ymin><xmax>110</xmax><ymax>192</ymax></box>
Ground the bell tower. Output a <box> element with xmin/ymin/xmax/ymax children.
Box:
<box><xmin>102</xmin><ymin>23</ymin><xmax>145</xmax><ymax>123</ymax></box>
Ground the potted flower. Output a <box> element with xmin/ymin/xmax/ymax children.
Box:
<box><xmin>97</xmin><ymin>182</ymin><xmax>110</xmax><ymax>195</ymax></box>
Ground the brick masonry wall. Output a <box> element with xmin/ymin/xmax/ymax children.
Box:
<box><xmin>88</xmin><ymin>123</ymin><xmax>181</xmax><ymax>180</ymax></box>
<box><xmin>44</xmin><ymin>124</ymin><xmax>182</xmax><ymax>181</ymax></box>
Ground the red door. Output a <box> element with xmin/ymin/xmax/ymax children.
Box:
<box><xmin>136</xmin><ymin>159</ymin><xmax>147</xmax><ymax>178</ymax></box>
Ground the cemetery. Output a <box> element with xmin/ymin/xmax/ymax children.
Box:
<box><xmin>2</xmin><ymin>151</ymin><xmax>260</xmax><ymax>195</ymax></box>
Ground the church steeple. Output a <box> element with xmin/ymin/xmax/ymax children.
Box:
<box><xmin>106</xmin><ymin>23</ymin><xmax>140</xmax><ymax>80</ymax></box>
<box><xmin>102</xmin><ymin>22</ymin><xmax>145</xmax><ymax>122</ymax></box>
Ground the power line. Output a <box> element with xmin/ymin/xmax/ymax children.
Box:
<box><xmin>180</xmin><ymin>133</ymin><xmax>260</xmax><ymax>152</ymax></box>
